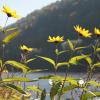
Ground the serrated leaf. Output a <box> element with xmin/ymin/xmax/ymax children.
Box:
<box><xmin>27</xmin><ymin>86</ymin><xmax>42</xmax><ymax>92</ymax></box>
<box><xmin>5</xmin><ymin>60</ymin><xmax>30</xmax><ymax>73</ymax></box>
<box><xmin>37</xmin><ymin>56</ymin><xmax>55</xmax><ymax>67</ymax></box>
<box><xmin>67</xmin><ymin>39</ymin><xmax>74</xmax><ymax>50</ymax></box>
<box><xmin>5</xmin><ymin>84</ymin><xmax>26</xmax><ymax>94</ymax></box>
<box><xmin>41</xmin><ymin>89</ymin><xmax>46</xmax><ymax>100</ymax></box>
<box><xmin>2</xmin><ymin>31</ymin><xmax>20</xmax><ymax>43</ymax></box>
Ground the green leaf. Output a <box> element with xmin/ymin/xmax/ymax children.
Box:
<box><xmin>26</xmin><ymin>58</ymin><xmax>36</xmax><ymax>63</ymax></box>
<box><xmin>2</xmin><ymin>31</ymin><xmax>20</xmax><ymax>43</ymax></box>
<box><xmin>60</xmin><ymin>85</ymin><xmax>77</xmax><ymax>95</ymax></box>
<box><xmin>1</xmin><ymin>77</ymin><xmax>37</xmax><ymax>82</ymax></box>
<box><xmin>37</xmin><ymin>56</ymin><xmax>55</xmax><ymax>67</ymax></box>
<box><xmin>39</xmin><ymin>75</ymin><xmax>78</xmax><ymax>84</ymax></box>
<box><xmin>39</xmin><ymin>75</ymin><xmax>64</xmax><ymax>81</ymax></box>
<box><xmin>69</xmin><ymin>55</ymin><xmax>92</xmax><ymax>65</ymax></box>
<box><xmin>87</xmin><ymin>80</ymin><xmax>100</xmax><ymax>87</ymax></box>
<box><xmin>58</xmin><ymin>50</ymin><xmax>69</xmax><ymax>55</ymax></box>
<box><xmin>5</xmin><ymin>60</ymin><xmax>30</xmax><ymax>73</ymax></box>
<box><xmin>39</xmin><ymin>75</ymin><xmax>54</xmax><ymax>80</ymax></box>
<box><xmin>85</xmin><ymin>56</ymin><xmax>92</xmax><ymax>65</ymax></box>
<box><xmin>27</xmin><ymin>69</ymin><xmax>48</xmax><ymax>73</ymax></box>
<box><xmin>66</xmin><ymin>77</ymin><xmax>78</xmax><ymax>86</ymax></box>
<box><xmin>5</xmin><ymin>84</ymin><xmax>26</xmax><ymax>94</ymax></box>
<box><xmin>6</xmin><ymin>27</ymin><xmax>16</xmax><ymax>32</ymax></box>
<box><xmin>50</xmin><ymin>82</ymin><xmax>61</xmax><ymax>100</ymax></box>
<box><xmin>93</xmin><ymin>62</ymin><xmax>100</xmax><ymax>68</ymax></box>
<box><xmin>55</xmin><ymin>49</ymin><xmax>59</xmax><ymax>55</ymax></box>
<box><xmin>27</xmin><ymin>86</ymin><xmax>42</xmax><ymax>92</ymax></box>
<box><xmin>96</xmin><ymin>48</ymin><xmax>100</xmax><ymax>52</ymax></box>
<box><xmin>56</xmin><ymin>62</ymin><xmax>69</xmax><ymax>69</ymax></box>
<box><xmin>81</xmin><ymin>54</ymin><xmax>92</xmax><ymax>65</ymax></box>
<box><xmin>40</xmin><ymin>89</ymin><xmax>46</xmax><ymax>100</ymax></box>
<box><xmin>0</xmin><ymin>59</ymin><xmax>2</xmax><ymax>66</ymax></box>
<box><xmin>75</xmin><ymin>47</ymin><xmax>86</xmax><ymax>51</ymax></box>
<box><xmin>67</xmin><ymin>39</ymin><xmax>74</xmax><ymax>50</ymax></box>
<box><xmin>82</xmin><ymin>88</ymin><xmax>97</xmax><ymax>97</ymax></box>
<box><xmin>69</xmin><ymin>55</ymin><xmax>86</xmax><ymax>65</ymax></box>
<box><xmin>81</xmin><ymin>92</ymin><xmax>100</xmax><ymax>100</ymax></box>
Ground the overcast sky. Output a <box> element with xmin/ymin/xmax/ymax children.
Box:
<box><xmin>0</xmin><ymin>0</ymin><xmax>60</xmax><ymax>26</ymax></box>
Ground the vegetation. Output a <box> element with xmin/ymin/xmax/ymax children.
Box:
<box><xmin>1</xmin><ymin>0</ymin><xmax>100</xmax><ymax>71</ymax></box>
<box><xmin>0</xmin><ymin>0</ymin><xmax>100</xmax><ymax>100</ymax></box>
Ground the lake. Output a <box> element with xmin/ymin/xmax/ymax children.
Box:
<box><xmin>2</xmin><ymin>72</ymin><xmax>100</xmax><ymax>100</ymax></box>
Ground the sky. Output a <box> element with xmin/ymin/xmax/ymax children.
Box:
<box><xmin>0</xmin><ymin>0</ymin><xmax>60</xmax><ymax>26</ymax></box>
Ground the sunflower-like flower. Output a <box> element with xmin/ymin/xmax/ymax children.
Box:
<box><xmin>47</xmin><ymin>36</ymin><xmax>64</xmax><ymax>43</ymax></box>
<box><xmin>94</xmin><ymin>27</ymin><xmax>100</xmax><ymax>36</ymax></box>
<box><xmin>74</xmin><ymin>25</ymin><xmax>92</xmax><ymax>38</ymax></box>
<box><xmin>0</xmin><ymin>5</ymin><xmax>20</xmax><ymax>19</ymax></box>
<box><xmin>20</xmin><ymin>45</ymin><xmax>33</xmax><ymax>52</ymax></box>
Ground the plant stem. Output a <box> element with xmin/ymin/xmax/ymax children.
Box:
<box><xmin>4</xmin><ymin>16</ymin><xmax>8</xmax><ymax>28</ymax></box>
<box><xmin>58</xmin><ymin>67</ymin><xmax>68</xmax><ymax>100</ymax></box>
<box><xmin>23</xmin><ymin>73</ymin><xmax>26</xmax><ymax>90</ymax></box>
<box><xmin>58</xmin><ymin>36</ymin><xmax>80</xmax><ymax>100</ymax></box>
<box><xmin>1</xmin><ymin>16</ymin><xmax>9</xmax><ymax>79</ymax></box>
<box><xmin>54</xmin><ymin>44</ymin><xmax>59</xmax><ymax>75</ymax></box>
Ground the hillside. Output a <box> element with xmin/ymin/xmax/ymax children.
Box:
<box><xmin>1</xmin><ymin>0</ymin><xmax>100</xmax><ymax>71</ymax></box>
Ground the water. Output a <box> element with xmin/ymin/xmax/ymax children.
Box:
<box><xmin>3</xmin><ymin>72</ymin><xmax>100</xmax><ymax>100</ymax></box>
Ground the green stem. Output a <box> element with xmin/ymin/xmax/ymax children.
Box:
<box><xmin>23</xmin><ymin>73</ymin><xmax>26</xmax><ymax>90</ymax></box>
<box><xmin>54</xmin><ymin>44</ymin><xmax>59</xmax><ymax>75</ymax></box>
<box><xmin>4</xmin><ymin>16</ymin><xmax>9</xmax><ymax>28</ymax></box>
<box><xmin>1</xmin><ymin>16</ymin><xmax>9</xmax><ymax>79</ymax></box>
<box><xmin>58</xmin><ymin>67</ymin><xmax>68</xmax><ymax>100</ymax></box>
<box><xmin>58</xmin><ymin>36</ymin><xmax>81</xmax><ymax>100</ymax></box>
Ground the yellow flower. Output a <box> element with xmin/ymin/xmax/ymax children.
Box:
<box><xmin>94</xmin><ymin>27</ymin><xmax>100</xmax><ymax>36</ymax></box>
<box><xmin>47</xmin><ymin>36</ymin><xmax>64</xmax><ymax>43</ymax></box>
<box><xmin>74</xmin><ymin>25</ymin><xmax>92</xmax><ymax>38</ymax></box>
<box><xmin>0</xmin><ymin>5</ymin><xmax>20</xmax><ymax>19</ymax></box>
<box><xmin>20</xmin><ymin>45</ymin><xmax>33</xmax><ymax>52</ymax></box>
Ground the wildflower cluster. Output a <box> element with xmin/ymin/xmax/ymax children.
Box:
<box><xmin>0</xmin><ymin>2</ymin><xmax>100</xmax><ymax>100</ymax></box>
